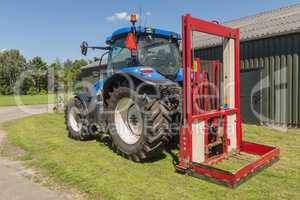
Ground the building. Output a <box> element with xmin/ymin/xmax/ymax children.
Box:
<box><xmin>80</xmin><ymin>4</ymin><xmax>300</xmax><ymax>127</ymax></box>
<box><xmin>195</xmin><ymin>3</ymin><xmax>300</xmax><ymax>127</ymax></box>
<box><xmin>80</xmin><ymin>61</ymin><xmax>107</xmax><ymax>83</ymax></box>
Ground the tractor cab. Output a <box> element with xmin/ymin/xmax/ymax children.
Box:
<box><xmin>105</xmin><ymin>24</ymin><xmax>181</xmax><ymax>80</ymax></box>
<box><xmin>79</xmin><ymin>14</ymin><xmax>182</xmax><ymax>86</ymax></box>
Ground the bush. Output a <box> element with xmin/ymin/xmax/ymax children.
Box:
<box><xmin>19</xmin><ymin>74</ymin><xmax>34</xmax><ymax>95</ymax></box>
<box><xmin>27</xmin><ymin>87</ymin><xmax>38</xmax><ymax>96</ymax></box>
<box><xmin>39</xmin><ymin>89</ymin><xmax>47</xmax><ymax>95</ymax></box>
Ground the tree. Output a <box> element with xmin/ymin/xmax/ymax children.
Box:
<box><xmin>72</xmin><ymin>59</ymin><xmax>88</xmax><ymax>80</ymax></box>
<box><xmin>63</xmin><ymin>59</ymin><xmax>87</xmax><ymax>82</ymax></box>
<box><xmin>48</xmin><ymin>59</ymin><xmax>62</xmax><ymax>93</ymax></box>
<box><xmin>0</xmin><ymin>50</ymin><xmax>88</xmax><ymax>95</ymax></box>
<box><xmin>62</xmin><ymin>59</ymin><xmax>87</xmax><ymax>93</ymax></box>
<box><xmin>0</xmin><ymin>50</ymin><xmax>26</xmax><ymax>95</ymax></box>
<box><xmin>63</xmin><ymin>59</ymin><xmax>87</xmax><ymax>83</ymax></box>
<box><xmin>28</xmin><ymin>56</ymin><xmax>48</xmax><ymax>93</ymax></box>
<box><xmin>29</xmin><ymin>56</ymin><xmax>47</xmax><ymax>71</ymax></box>
<box><xmin>19</xmin><ymin>74</ymin><xmax>34</xmax><ymax>95</ymax></box>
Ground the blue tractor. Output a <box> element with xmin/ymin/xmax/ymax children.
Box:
<box><xmin>65</xmin><ymin>15</ymin><xmax>182</xmax><ymax>162</ymax></box>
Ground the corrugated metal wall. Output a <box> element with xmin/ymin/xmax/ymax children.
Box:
<box><xmin>195</xmin><ymin>33</ymin><xmax>300</xmax><ymax>127</ymax></box>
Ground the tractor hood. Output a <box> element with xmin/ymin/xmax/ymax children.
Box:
<box><xmin>93</xmin><ymin>66</ymin><xmax>182</xmax><ymax>94</ymax></box>
<box><xmin>120</xmin><ymin>67</ymin><xmax>183</xmax><ymax>84</ymax></box>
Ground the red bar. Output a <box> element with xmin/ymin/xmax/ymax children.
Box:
<box><xmin>234</xmin><ymin>146</ymin><xmax>280</xmax><ymax>182</ymax></box>
<box><xmin>216</xmin><ymin>60</ymin><xmax>220</xmax><ymax>109</ymax></box>
<box><xmin>211</xmin><ymin>61</ymin><xmax>216</xmax><ymax>109</ymax></box>
<box><xmin>192</xmin><ymin>108</ymin><xmax>238</xmax><ymax>120</ymax></box>
<box><xmin>203</xmin><ymin>71</ymin><xmax>209</xmax><ymax>112</ymax></box>
<box><xmin>181</xmin><ymin>15</ymin><xmax>187</xmax><ymax>131</ymax></box>
<box><xmin>190</xmin><ymin>141</ymin><xmax>279</xmax><ymax>187</ymax></box>
<box><xmin>241</xmin><ymin>141</ymin><xmax>278</xmax><ymax>155</ymax></box>
<box><xmin>195</xmin><ymin>58</ymin><xmax>201</xmax><ymax>82</ymax></box>
<box><xmin>191</xmin><ymin>164</ymin><xmax>235</xmax><ymax>184</ymax></box>
<box><xmin>192</xmin><ymin>58</ymin><xmax>202</xmax><ymax>115</ymax></box>
<box><xmin>186</xmin><ymin>14</ymin><xmax>193</xmax><ymax>162</ymax></box>
<box><xmin>178</xmin><ymin>15</ymin><xmax>189</xmax><ymax>166</ymax></box>
<box><xmin>234</xmin><ymin>29</ymin><xmax>242</xmax><ymax>149</ymax></box>
<box><xmin>190</xmin><ymin>17</ymin><xmax>237</xmax><ymax>38</ymax></box>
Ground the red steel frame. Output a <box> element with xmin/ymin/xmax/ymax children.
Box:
<box><xmin>192</xmin><ymin>59</ymin><xmax>220</xmax><ymax>114</ymax></box>
<box><xmin>176</xmin><ymin>14</ymin><xmax>280</xmax><ymax>187</ymax></box>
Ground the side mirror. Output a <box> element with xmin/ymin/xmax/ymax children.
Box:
<box><xmin>80</xmin><ymin>41</ymin><xmax>89</xmax><ymax>56</ymax></box>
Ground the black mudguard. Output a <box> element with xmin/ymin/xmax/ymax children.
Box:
<box><xmin>127</xmin><ymin>72</ymin><xmax>177</xmax><ymax>86</ymax></box>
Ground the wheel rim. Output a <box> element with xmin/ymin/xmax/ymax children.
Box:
<box><xmin>114</xmin><ymin>97</ymin><xmax>143</xmax><ymax>144</ymax></box>
<box><xmin>68</xmin><ymin>106</ymin><xmax>82</xmax><ymax>132</ymax></box>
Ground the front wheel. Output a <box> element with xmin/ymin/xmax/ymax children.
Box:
<box><xmin>65</xmin><ymin>97</ymin><xmax>92</xmax><ymax>140</ymax></box>
<box><xmin>106</xmin><ymin>86</ymin><xmax>172</xmax><ymax>162</ymax></box>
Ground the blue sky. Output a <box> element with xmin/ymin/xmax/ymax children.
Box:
<box><xmin>0</xmin><ymin>0</ymin><xmax>299</xmax><ymax>63</ymax></box>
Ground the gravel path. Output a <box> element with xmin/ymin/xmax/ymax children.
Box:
<box><xmin>0</xmin><ymin>105</ymin><xmax>74</xmax><ymax>200</ymax></box>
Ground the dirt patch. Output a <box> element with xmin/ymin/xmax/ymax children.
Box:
<box><xmin>0</xmin><ymin>139</ymin><xmax>26</xmax><ymax>158</ymax></box>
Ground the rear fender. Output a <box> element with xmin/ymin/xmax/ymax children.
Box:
<box><xmin>102</xmin><ymin>72</ymin><xmax>178</xmax><ymax>103</ymax></box>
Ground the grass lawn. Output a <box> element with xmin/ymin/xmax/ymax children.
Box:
<box><xmin>0</xmin><ymin>93</ymin><xmax>72</xmax><ymax>107</ymax></box>
<box><xmin>2</xmin><ymin>113</ymin><xmax>300</xmax><ymax>200</ymax></box>
<box><xmin>0</xmin><ymin>95</ymin><xmax>55</xmax><ymax>107</ymax></box>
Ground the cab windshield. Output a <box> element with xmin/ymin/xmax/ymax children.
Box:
<box><xmin>138</xmin><ymin>36</ymin><xmax>180</xmax><ymax>76</ymax></box>
<box><xmin>108</xmin><ymin>35</ymin><xmax>181</xmax><ymax>77</ymax></box>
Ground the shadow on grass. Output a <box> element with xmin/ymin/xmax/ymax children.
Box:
<box><xmin>95</xmin><ymin>135</ymin><xmax>168</xmax><ymax>163</ymax></box>
<box><xmin>165</xmin><ymin>144</ymin><xmax>180</xmax><ymax>166</ymax></box>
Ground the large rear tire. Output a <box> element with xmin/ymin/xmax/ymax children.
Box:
<box><xmin>106</xmin><ymin>86</ymin><xmax>174</xmax><ymax>162</ymax></box>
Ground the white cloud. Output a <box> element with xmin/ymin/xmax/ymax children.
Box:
<box><xmin>106</xmin><ymin>12</ymin><xmax>140</xmax><ymax>22</ymax></box>
<box><xmin>107</xmin><ymin>12</ymin><xmax>131</xmax><ymax>21</ymax></box>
